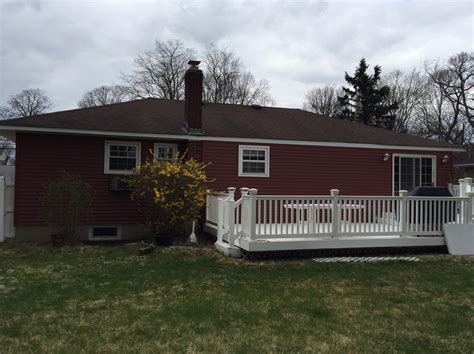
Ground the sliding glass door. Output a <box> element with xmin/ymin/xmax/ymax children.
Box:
<box><xmin>393</xmin><ymin>155</ymin><xmax>435</xmax><ymax>195</ymax></box>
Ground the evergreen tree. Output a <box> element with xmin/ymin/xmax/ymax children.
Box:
<box><xmin>338</xmin><ymin>58</ymin><xmax>398</xmax><ymax>129</ymax></box>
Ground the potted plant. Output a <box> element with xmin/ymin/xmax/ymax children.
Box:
<box><xmin>40</xmin><ymin>172</ymin><xmax>94</xmax><ymax>246</ymax></box>
<box><xmin>127</xmin><ymin>152</ymin><xmax>210</xmax><ymax>246</ymax></box>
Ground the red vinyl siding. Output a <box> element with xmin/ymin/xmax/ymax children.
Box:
<box><xmin>201</xmin><ymin>141</ymin><xmax>453</xmax><ymax>196</ymax></box>
<box><xmin>14</xmin><ymin>133</ymin><xmax>183</xmax><ymax>226</ymax></box>
<box><xmin>14</xmin><ymin>133</ymin><xmax>453</xmax><ymax>226</ymax></box>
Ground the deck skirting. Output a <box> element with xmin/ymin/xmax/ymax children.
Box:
<box><xmin>235</xmin><ymin>235</ymin><xmax>446</xmax><ymax>252</ymax></box>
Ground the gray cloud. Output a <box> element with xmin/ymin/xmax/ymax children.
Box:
<box><xmin>1</xmin><ymin>0</ymin><xmax>472</xmax><ymax>111</ymax></box>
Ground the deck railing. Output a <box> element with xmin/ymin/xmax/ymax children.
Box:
<box><xmin>208</xmin><ymin>186</ymin><xmax>474</xmax><ymax>243</ymax></box>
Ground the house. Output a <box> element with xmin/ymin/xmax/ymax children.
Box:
<box><xmin>0</xmin><ymin>61</ymin><xmax>464</xmax><ymax>242</ymax></box>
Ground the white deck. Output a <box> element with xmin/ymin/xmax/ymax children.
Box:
<box><xmin>206</xmin><ymin>188</ymin><xmax>473</xmax><ymax>257</ymax></box>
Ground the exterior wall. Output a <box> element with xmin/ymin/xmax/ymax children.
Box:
<box><xmin>186</xmin><ymin>140</ymin><xmax>203</xmax><ymax>160</ymax></box>
<box><xmin>14</xmin><ymin>132</ymin><xmax>454</xmax><ymax>232</ymax></box>
<box><xmin>201</xmin><ymin>141</ymin><xmax>453</xmax><ymax>197</ymax></box>
<box><xmin>14</xmin><ymin>133</ymin><xmax>184</xmax><ymax>227</ymax></box>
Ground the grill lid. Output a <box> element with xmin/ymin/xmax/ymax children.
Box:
<box><xmin>407</xmin><ymin>187</ymin><xmax>453</xmax><ymax>197</ymax></box>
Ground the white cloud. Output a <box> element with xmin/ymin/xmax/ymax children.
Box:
<box><xmin>0</xmin><ymin>0</ymin><xmax>472</xmax><ymax>110</ymax></box>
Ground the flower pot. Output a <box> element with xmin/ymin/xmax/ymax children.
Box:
<box><xmin>154</xmin><ymin>233</ymin><xmax>175</xmax><ymax>246</ymax></box>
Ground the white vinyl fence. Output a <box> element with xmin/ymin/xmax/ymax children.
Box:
<box><xmin>207</xmin><ymin>187</ymin><xmax>474</xmax><ymax>249</ymax></box>
<box><xmin>0</xmin><ymin>175</ymin><xmax>15</xmax><ymax>242</ymax></box>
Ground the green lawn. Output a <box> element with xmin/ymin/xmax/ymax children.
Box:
<box><xmin>0</xmin><ymin>244</ymin><xmax>473</xmax><ymax>353</ymax></box>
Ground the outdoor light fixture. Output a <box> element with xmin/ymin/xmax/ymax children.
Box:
<box><xmin>442</xmin><ymin>155</ymin><xmax>449</xmax><ymax>163</ymax></box>
<box><xmin>383</xmin><ymin>153</ymin><xmax>391</xmax><ymax>161</ymax></box>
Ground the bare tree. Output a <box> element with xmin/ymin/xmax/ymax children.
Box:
<box><xmin>4</xmin><ymin>89</ymin><xmax>52</xmax><ymax>118</ymax></box>
<box><xmin>203</xmin><ymin>45</ymin><xmax>273</xmax><ymax>106</ymax></box>
<box><xmin>427</xmin><ymin>52</ymin><xmax>473</xmax><ymax>128</ymax></box>
<box><xmin>413</xmin><ymin>52</ymin><xmax>474</xmax><ymax>144</ymax></box>
<box><xmin>0</xmin><ymin>107</ymin><xmax>14</xmax><ymax>119</ymax></box>
<box><xmin>124</xmin><ymin>39</ymin><xmax>195</xmax><ymax>100</ymax></box>
<box><xmin>0</xmin><ymin>137</ymin><xmax>15</xmax><ymax>165</ymax></box>
<box><xmin>414</xmin><ymin>77</ymin><xmax>469</xmax><ymax>144</ymax></box>
<box><xmin>78</xmin><ymin>85</ymin><xmax>135</xmax><ymax>108</ymax></box>
<box><xmin>0</xmin><ymin>108</ymin><xmax>16</xmax><ymax>163</ymax></box>
<box><xmin>303</xmin><ymin>85</ymin><xmax>342</xmax><ymax>117</ymax></box>
<box><xmin>381</xmin><ymin>69</ymin><xmax>430</xmax><ymax>133</ymax></box>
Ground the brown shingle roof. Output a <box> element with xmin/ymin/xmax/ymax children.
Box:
<box><xmin>0</xmin><ymin>98</ymin><xmax>457</xmax><ymax>149</ymax></box>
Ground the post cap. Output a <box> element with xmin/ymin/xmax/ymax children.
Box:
<box><xmin>459</xmin><ymin>179</ymin><xmax>465</xmax><ymax>183</ymax></box>
<box><xmin>330</xmin><ymin>189</ymin><xmax>340</xmax><ymax>196</ymax></box>
<box><xmin>399</xmin><ymin>190</ymin><xmax>408</xmax><ymax>196</ymax></box>
<box><xmin>465</xmin><ymin>177</ymin><xmax>472</xmax><ymax>183</ymax></box>
<box><xmin>249</xmin><ymin>188</ymin><xmax>258</xmax><ymax>195</ymax></box>
<box><xmin>227</xmin><ymin>187</ymin><xmax>236</xmax><ymax>192</ymax></box>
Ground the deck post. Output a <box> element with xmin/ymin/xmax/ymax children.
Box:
<box><xmin>330</xmin><ymin>189</ymin><xmax>340</xmax><ymax>237</ymax></box>
<box><xmin>399</xmin><ymin>190</ymin><xmax>408</xmax><ymax>236</ymax></box>
<box><xmin>227</xmin><ymin>187</ymin><xmax>236</xmax><ymax>201</ymax></box>
<box><xmin>249</xmin><ymin>188</ymin><xmax>258</xmax><ymax>240</ymax></box>
<box><xmin>459</xmin><ymin>179</ymin><xmax>466</xmax><ymax>197</ymax></box>
<box><xmin>465</xmin><ymin>192</ymin><xmax>474</xmax><ymax>224</ymax></box>
<box><xmin>216</xmin><ymin>197</ymin><xmax>225</xmax><ymax>243</ymax></box>
<box><xmin>226</xmin><ymin>187</ymin><xmax>236</xmax><ymax>247</ymax></box>
<box><xmin>465</xmin><ymin>177</ymin><xmax>473</xmax><ymax>194</ymax></box>
<box><xmin>240</xmin><ymin>187</ymin><xmax>249</xmax><ymax>197</ymax></box>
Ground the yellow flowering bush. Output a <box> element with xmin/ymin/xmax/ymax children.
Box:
<box><xmin>127</xmin><ymin>153</ymin><xmax>211</xmax><ymax>234</ymax></box>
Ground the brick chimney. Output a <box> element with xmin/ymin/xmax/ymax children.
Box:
<box><xmin>184</xmin><ymin>60</ymin><xmax>203</xmax><ymax>134</ymax></box>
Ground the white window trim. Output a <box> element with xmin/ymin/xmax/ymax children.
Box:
<box><xmin>104</xmin><ymin>140</ymin><xmax>141</xmax><ymax>175</ymax></box>
<box><xmin>88</xmin><ymin>225</ymin><xmax>122</xmax><ymax>241</ymax></box>
<box><xmin>153</xmin><ymin>143</ymin><xmax>178</xmax><ymax>160</ymax></box>
<box><xmin>392</xmin><ymin>154</ymin><xmax>437</xmax><ymax>195</ymax></box>
<box><xmin>238</xmin><ymin>145</ymin><xmax>270</xmax><ymax>177</ymax></box>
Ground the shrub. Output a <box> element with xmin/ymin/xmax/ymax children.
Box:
<box><xmin>127</xmin><ymin>153</ymin><xmax>211</xmax><ymax>234</ymax></box>
<box><xmin>40</xmin><ymin>172</ymin><xmax>94</xmax><ymax>246</ymax></box>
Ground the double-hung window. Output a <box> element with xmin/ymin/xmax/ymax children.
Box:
<box><xmin>393</xmin><ymin>155</ymin><xmax>436</xmax><ymax>195</ymax></box>
<box><xmin>154</xmin><ymin>143</ymin><xmax>177</xmax><ymax>160</ymax></box>
<box><xmin>104</xmin><ymin>141</ymin><xmax>141</xmax><ymax>174</ymax></box>
<box><xmin>239</xmin><ymin>145</ymin><xmax>270</xmax><ymax>177</ymax></box>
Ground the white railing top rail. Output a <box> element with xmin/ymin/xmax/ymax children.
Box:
<box><xmin>256</xmin><ymin>194</ymin><xmax>469</xmax><ymax>201</ymax></box>
<box><xmin>256</xmin><ymin>195</ymin><xmax>340</xmax><ymax>200</ymax></box>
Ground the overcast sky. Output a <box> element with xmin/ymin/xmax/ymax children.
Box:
<box><xmin>0</xmin><ymin>0</ymin><xmax>472</xmax><ymax>111</ymax></box>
